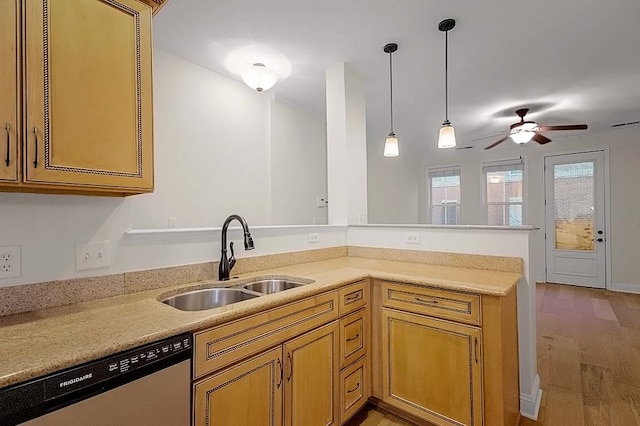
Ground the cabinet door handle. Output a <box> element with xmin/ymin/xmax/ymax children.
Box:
<box><xmin>415</xmin><ymin>297</ymin><xmax>438</xmax><ymax>304</ymax></box>
<box><xmin>345</xmin><ymin>292</ymin><xmax>361</xmax><ymax>303</ymax></box>
<box><xmin>32</xmin><ymin>127</ymin><xmax>38</xmax><ymax>168</ymax></box>
<box><xmin>276</xmin><ymin>357</ymin><xmax>283</xmax><ymax>388</ymax></box>
<box><xmin>474</xmin><ymin>337</ymin><xmax>479</xmax><ymax>364</ymax></box>
<box><xmin>4</xmin><ymin>123</ymin><xmax>9</xmax><ymax>167</ymax></box>
<box><xmin>346</xmin><ymin>382</ymin><xmax>360</xmax><ymax>393</ymax></box>
<box><xmin>346</xmin><ymin>333</ymin><xmax>360</xmax><ymax>342</ymax></box>
<box><xmin>286</xmin><ymin>352</ymin><xmax>293</xmax><ymax>382</ymax></box>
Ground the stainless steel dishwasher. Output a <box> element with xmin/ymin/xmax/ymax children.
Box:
<box><xmin>0</xmin><ymin>333</ymin><xmax>192</xmax><ymax>426</ymax></box>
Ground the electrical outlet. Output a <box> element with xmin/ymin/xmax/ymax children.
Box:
<box><xmin>168</xmin><ymin>217</ymin><xmax>178</xmax><ymax>228</ymax></box>
<box><xmin>0</xmin><ymin>245</ymin><xmax>21</xmax><ymax>279</ymax></box>
<box><xmin>76</xmin><ymin>241</ymin><xmax>111</xmax><ymax>271</ymax></box>
<box><xmin>316</xmin><ymin>197</ymin><xmax>328</xmax><ymax>208</ymax></box>
<box><xmin>308</xmin><ymin>233</ymin><xmax>319</xmax><ymax>243</ymax></box>
<box><xmin>405</xmin><ymin>233</ymin><xmax>421</xmax><ymax>244</ymax></box>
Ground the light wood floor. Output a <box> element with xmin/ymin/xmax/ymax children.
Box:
<box><xmin>349</xmin><ymin>283</ymin><xmax>640</xmax><ymax>426</ymax></box>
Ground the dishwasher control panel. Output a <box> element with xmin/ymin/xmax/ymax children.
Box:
<box><xmin>43</xmin><ymin>334</ymin><xmax>191</xmax><ymax>400</ymax></box>
<box><xmin>0</xmin><ymin>332</ymin><xmax>192</xmax><ymax>425</ymax></box>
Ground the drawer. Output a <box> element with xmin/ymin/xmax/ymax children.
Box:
<box><xmin>338</xmin><ymin>280</ymin><xmax>368</xmax><ymax>315</ymax></box>
<box><xmin>193</xmin><ymin>291</ymin><xmax>339</xmax><ymax>379</ymax></box>
<box><xmin>339</xmin><ymin>308</ymin><xmax>367</xmax><ymax>369</ymax></box>
<box><xmin>381</xmin><ymin>281</ymin><xmax>481</xmax><ymax>325</ymax></box>
<box><xmin>339</xmin><ymin>356</ymin><xmax>369</xmax><ymax>424</ymax></box>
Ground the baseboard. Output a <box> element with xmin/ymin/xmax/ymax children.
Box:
<box><xmin>520</xmin><ymin>374</ymin><xmax>542</xmax><ymax>420</ymax></box>
<box><xmin>610</xmin><ymin>282</ymin><xmax>640</xmax><ymax>294</ymax></box>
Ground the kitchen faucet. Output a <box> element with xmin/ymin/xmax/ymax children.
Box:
<box><xmin>218</xmin><ymin>214</ymin><xmax>254</xmax><ymax>280</ymax></box>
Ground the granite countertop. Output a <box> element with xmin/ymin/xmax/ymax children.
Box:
<box><xmin>0</xmin><ymin>257</ymin><xmax>521</xmax><ymax>389</ymax></box>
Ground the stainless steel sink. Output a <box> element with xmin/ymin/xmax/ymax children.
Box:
<box><xmin>241</xmin><ymin>279</ymin><xmax>306</xmax><ymax>295</ymax></box>
<box><xmin>161</xmin><ymin>288</ymin><xmax>261</xmax><ymax>311</ymax></box>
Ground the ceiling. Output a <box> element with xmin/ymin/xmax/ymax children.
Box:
<box><xmin>153</xmin><ymin>0</ymin><xmax>640</xmax><ymax>157</ymax></box>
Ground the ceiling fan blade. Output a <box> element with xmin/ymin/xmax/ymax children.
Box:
<box><xmin>532</xmin><ymin>132</ymin><xmax>552</xmax><ymax>144</ymax></box>
<box><xmin>484</xmin><ymin>134</ymin><xmax>511</xmax><ymax>150</ymax></box>
<box><xmin>537</xmin><ymin>124</ymin><xmax>588</xmax><ymax>131</ymax></box>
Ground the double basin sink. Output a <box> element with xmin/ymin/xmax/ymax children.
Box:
<box><xmin>161</xmin><ymin>278</ymin><xmax>311</xmax><ymax>312</ymax></box>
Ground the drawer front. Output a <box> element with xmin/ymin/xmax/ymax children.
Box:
<box><xmin>338</xmin><ymin>280</ymin><xmax>368</xmax><ymax>315</ymax></box>
<box><xmin>339</xmin><ymin>308</ymin><xmax>367</xmax><ymax>369</ymax></box>
<box><xmin>381</xmin><ymin>281</ymin><xmax>481</xmax><ymax>325</ymax></box>
<box><xmin>194</xmin><ymin>291</ymin><xmax>339</xmax><ymax>379</ymax></box>
<box><xmin>339</xmin><ymin>356</ymin><xmax>368</xmax><ymax>424</ymax></box>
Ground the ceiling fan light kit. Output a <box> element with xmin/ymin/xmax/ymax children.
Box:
<box><xmin>437</xmin><ymin>18</ymin><xmax>457</xmax><ymax>149</ymax></box>
<box><xmin>485</xmin><ymin>108</ymin><xmax>588</xmax><ymax>150</ymax></box>
<box><xmin>383</xmin><ymin>43</ymin><xmax>399</xmax><ymax>157</ymax></box>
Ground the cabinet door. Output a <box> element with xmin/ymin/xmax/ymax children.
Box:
<box><xmin>0</xmin><ymin>0</ymin><xmax>19</xmax><ymax>182</ymax></box>
<box><xmin>284</xmin><ymin>321</ymin><xmax>340</xmax><ymax>426</ymax></box>
<box><xmin>382</xmin><ymin>308</ymin><xmax>483</xmax><ymax>426</ymax></box>
<box><xmin>193</xmin><ymin>347</ymin><xmax>284</xmax><ymax>426</ymax></box>
<box><xmin>24</xmin><ymin>0</ymin><xmax>153</xmax><ymax>193</ymax></box>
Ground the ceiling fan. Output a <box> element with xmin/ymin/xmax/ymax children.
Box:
<box><xmin>484</xmin><ymin>108</ymin><xmax>588</xmax><ymax>150</ymax></box>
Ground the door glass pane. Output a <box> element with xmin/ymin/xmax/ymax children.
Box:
<box><xmin>553</xmin><ymin>162</ymin><xmax>594</xmax><ymax>251</ymax></box>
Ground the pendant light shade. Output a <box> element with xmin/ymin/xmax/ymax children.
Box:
<box><xmin>242</xmin><ymin>63</ymin><xmax>278</xmax><ymax>92</ymax></box>
<box><xmin>384</xmin><ymin>133</ymin><xmax>399</xmax><ymax>157</ymax></box>
<box><xmin>437</xmin><ymin>19</ymin><xmax>456</xmax><ymax>149</ymax></box>
<box><xmin>383</xmin><ymin>43</ymin><xmax>399</xmax><ymax>157</ymax></box>
<box><xmin>438</xmin><ymin>122</ymin><xmax>456</xmax><ymax>148</ymax></box>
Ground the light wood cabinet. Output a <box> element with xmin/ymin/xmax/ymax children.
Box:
<box><xmin>373</xmin><ymin>279</ymin><xmax>520</xmax><ymax>426</ymax></box>
<box><xmin>1</xmin><ymin>0</ymin><xmax>154</xmax><ymax>196</ymax></box>
<box><xmin>284</xmin><ymin>322</ymin><xmax>340</xmax><ymax>426</ymax></box>
<box><xmin>339</xmin><ymin>356</ymin><xmax>368</xmax><ymax>424</ymax></box>
<box><xmin>0</xmin><ymin>0</ymin><xmax>19</xmax><ymax>183</ymax></box>
<box><xmin>193</xmin><ymin>291</ymin><xmax>338</xmax><ymax>379</ymax></box>
<box><xmin>192</xmin><ymin>285</ymin><xmax>365</xmax><ymax>426</ymax></box>
<box><xmin>382</xmin><ymin>308</ymin><xmax>483</xmax><ymax>426</ymax></box>
<box><xmin>193</xmin><ymin>347</ymin><xmax>284</xmax><ymax>426</ymax></box>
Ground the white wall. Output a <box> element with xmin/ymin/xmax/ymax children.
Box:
<box><xmin>270</xmin><ymin>99</ymin><xmax>328</xmax><ymax>225</ymax></box>
<box><xmin>367</xmin><ymin>148</ymin><xmax>421</xmax><ymax>224</ymax></box>
<box><xmin>0</xmin><ymin>49</ymin><xmax>337</xmax><ymax>287</ymax></box>
<box><xmin>369</xmin><ymin>127</ymin><xmax>640</xmax><ymax>291</ymax></box>
<box><xmin>326</xmin><ymin>63</ymin><xmax>368</xmax><ymax>225</ymax></box>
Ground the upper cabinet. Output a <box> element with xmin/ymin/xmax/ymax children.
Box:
<box><xmin>0</xmin><ymin>0</ymin><xmax>19</xmax><ymax>183</ymax></box>
<box><xmin>1</xmin><ymin>0</ymin><xmax>154</xmax><ymax>196</ymax></box>
<box><xmin>137</xmin><ymin>0</ymin><xmax>170</xmax><ymax>16</ymax></box>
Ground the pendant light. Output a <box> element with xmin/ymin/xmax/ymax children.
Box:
<box><xmin>383</xmin><ymin>43</ymin><xmax>399</xmax><ymax>157</ymax></box>
<box><xmin>437</xmin><ymin>19</ymin><xmax>456</xmax><ymax>149</ymax></box>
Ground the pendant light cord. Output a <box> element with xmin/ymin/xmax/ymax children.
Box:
<box><xmin>389</xmin><ymin>50</ymin><xmax>394</xmax><ymax>133</ymax></box>
<box><xmin>444</xmin><ymin>29</ymin><xmax>449</xmax><ymax>123</ymax></box>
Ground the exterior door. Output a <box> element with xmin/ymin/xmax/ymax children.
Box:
<box><xmin>544</xmin><ymin>151</ymin><xmax>607</xmax><ymax>288</ymax></box>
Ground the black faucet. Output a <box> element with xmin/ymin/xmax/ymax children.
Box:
<box><xmin>218</xmin><ymin>214</ymin><xmax>254</xmax><ymax>280</ymax></box>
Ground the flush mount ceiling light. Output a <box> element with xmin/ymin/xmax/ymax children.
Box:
<box><xmin>437</xmin><ymin>18</ymin><xmax>456</xmax><ymax>149</ymax></box>
<box><xmin>241</xmin><ymin>63</ymin><xmax>278</xmax><ymax>92</ymax></box>
<box><xmin>383</xmin><ymin>43</ymin><xmax>399</xmax><ymax>157</ymax></box>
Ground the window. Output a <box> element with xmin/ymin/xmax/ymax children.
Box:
<box><xmin>484</xmin><ymin>160</ymin><xmax>524</xmax><ymax>226</ymax></box>
<box><xmin>428</xmin><ymin>167</ymin><xmax>461</xmax><ymax>224</ymax></box>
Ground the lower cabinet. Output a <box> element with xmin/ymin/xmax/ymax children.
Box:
<box><xmin>381</xmin><ymin>308</ymin><xmax>483</xmax><ymax>426</ymax></box>
<box><xmin>284</xmin><ymin>321</ymin><xmax>340</xmax><ymax>426</ymax></box>
<box><xmin>373</xmin><ymin>279</ymin><xmax>520</xmax><ymax>426</ymax></box>
<box><xmin>194</xmin><ymin>322</ymin><xmax>340</xmax><ymax>426</ymax></box>
<box><xmin>193</xmin><ymin>347</ymin><xmax>283</xmax><ymax>426</ymax></box>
